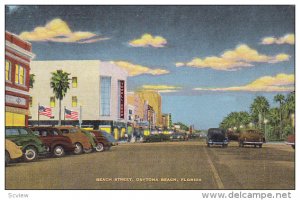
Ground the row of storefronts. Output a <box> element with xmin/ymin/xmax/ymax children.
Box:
<box><xmin>5</xmin><ymin>31</ymin><xmax>172</xmax><ymax>140</ymax></box>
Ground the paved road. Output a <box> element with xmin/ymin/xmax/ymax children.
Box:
<box><xmin>5</xmin><ymin>140</ymin><xmax>295</xmax><ymax>189</ymax></box>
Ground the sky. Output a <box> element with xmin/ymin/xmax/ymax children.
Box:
<box><xmin>5</xmin><ymin>5</ymin><xmax>295</xmax><ymax>129</ymax></box>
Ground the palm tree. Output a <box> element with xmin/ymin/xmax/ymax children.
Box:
<box><xmin>274</xmin><ymin>94</ymin><xmax>285</xmax><ymax>138</ymax></box>
<box><xmin>50</xmin><ymin>70</ymin><xmax>70</xmax><ymax>125</ymax></box>
<box><xmin>267</xmin><ymin>108</ymin><xmax>281</xmax><ymax>139</ymax></box>
<box><xmin>250</xmin><ymin>96</ymin><xmax>270</xmax><ymax>129</ymax></box>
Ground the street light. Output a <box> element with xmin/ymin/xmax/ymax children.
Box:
<box><xmin>248</xmin><ymin>122</ymin><xmax>253</xmax><ymax>128</ymax></box>
<box><xmin>264</xmin><ymin>118</ymin><xmax>268</xmax><ymax>142</ymax></box>
<box><xmin>240</xmin><ymin>125</ymin><xmax>244</xmax><ymax>129</ymax></box>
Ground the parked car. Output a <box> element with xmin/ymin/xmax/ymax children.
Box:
<box><xmin>286</xmin><ymin>134</ymin><xmax>295</xmax><ymax>149</ymax></box>
<box><xmin>5</xmin><ymin>139</ymin><xmax>23</xmax><ymax>165</ymax></box>
<box><xmin>144</xmin><ymin>134</ymin><xmax>170</xmax><ymax>143</ymax></box>
<box><xmin>90</xmin><ymin>130</ymin><xmax>113</xmax><ymax>151</ymax></box>
<box><xmin>100</xmin><ymin>131</ymin><xmax>118</xmax><ymax>146</ymax></box>
<box><xmin>5</xmin><ymin>127</ymin><xmax>47</xmax><ymax>162</ymax></box>
<box><xmin>170</xmin><ymin>133</ymin><xmax>185</xmax><ymax>141</ymax></box>
<box><xmin>206</xmin><ymin>128</ymin><xmax>228</xmax><ymax>147</ymax></box>
<box><xmin>81</xmin><ymin>129</ymin><xmax>111</xmax><ymax>152</ymax></box>
<box><xmin>238</xmin><ymin>129</ymin><xmax>264</xmax><ymax>148</ymax></box>
<box><xmin>56</xmin><ymin>126</ymin><xmax>92</xmax><ymax>154</ymax></box>
<box><xmin>30</xmin><ymin>127</ymin><xmax>75</xmax><ymax>157</ymax></box>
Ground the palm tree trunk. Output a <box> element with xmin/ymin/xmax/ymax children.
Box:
<box><xmin>59</xmin><ymin>99</ymin><xmax>61</xmax><ymax>125</ymax></box>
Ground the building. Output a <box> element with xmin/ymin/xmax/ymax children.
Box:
<box><xmin>162</xmin><ymin>113</ymin><xmax>172</xmax><ymax>129</ymax></box>
<box><xmin>135</xmin><ymin>90</ymin><xmax>162</xmax><ymax>127</ymax></box>
<box><xmin>28</xmin><ymin>60</ymin><xmax>128</xmax><ymax>140</ymax></box>
<box><xmin>5</xmin><ymin>31</ymin><xmax>35</xmax><ymax>126</ymax></box>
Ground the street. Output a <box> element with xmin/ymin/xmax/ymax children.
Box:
<box><xmin>5</xmin><ymin>140</ymin><xmax>295</xmax><ymax>190</ymax></box>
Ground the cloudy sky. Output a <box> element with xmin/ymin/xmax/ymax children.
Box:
<box><xmin>5</xmin><ymin>5</ymin><xmax>295</xmax><ymax>129</ymax></box>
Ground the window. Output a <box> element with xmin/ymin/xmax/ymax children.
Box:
<box><xmin>72</xmin><ymin>77</ymin><xmax>78</xmax><ymax>88</ymax></box>
<box><xmin>100</xmin><ymin>76</ymin><xmax>111</xmax><ymax>116</ymax></box>
<box><xmin>19</xmin><ymin>128</ymin><xmax>28</xmax><ymax>135</ymax></box>
<box><xmin>72</xmin><ymin>96</ymin><xmax>77</xmax><ymax>107</ymax></box>
<box><xmin>50</xmin><ymin>97</ymin><xmax>55</xmax><ymax>107</ymax></box>
<box><xmin>15</xmin><ymin>64</ymin><xmax>26</xmax><ymax>85</ymax></box>
<box><xmin>5</xmin><ymin>129</ymin><xmax>19</xmax><ymax>136</ymax></box>
<box><xmin>29</xmin><ymin>96</ymin><xmax>33</xmax><ymax>107</ymax></box>
<box><xmin>5</xmin><ymin>60</ymin><xmax>11</xmax><ymax>81</ymax></box>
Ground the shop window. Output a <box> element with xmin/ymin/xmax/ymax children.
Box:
<box><xmin>72</xmin><ymin>96</ymin><xmax>77</xmax><ymax>107</ymax></box>
<box><xmin>72</xmin><ymin>77</ymin><xmax>78</xmax><ymax>88</ymax></box>
<box><xmin>5</xmin><ymin>60</ymin><xmax>11</xmax><ymax>81</ymax></box>
<box><xmin>50</xmin><ymin>97</ymin><xmax>55</xmax><ymax>107</ymax></box>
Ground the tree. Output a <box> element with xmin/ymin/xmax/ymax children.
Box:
<box><xmin>50</xmin><ymin>70</ymin><xmax>70</xmax><ymax>125</ymax></box>
<box><xmin>267</xmin><ymin>108</ymin><xmax>281</xmax><ymax>139</ymax></box>
<box><xmin>274</xmin><ymin>94</ymin><xmax>285</xmax><ymax>138</ymax></box>
<box><xmin>29</xmin><ymin>74</ymin><xmax>35</xmax><ymax>88</ymax></box>
<box><xmin>250</xmin><ymin>96</ymin><xmax>270</xmax><ymax>128</ymax></box>
<box><xmin>219</xmin><ymin>111</ymin><xmax>251</xmax><ymax>130</ymax></box>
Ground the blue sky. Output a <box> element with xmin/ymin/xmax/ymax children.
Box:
<box><xmin>5</xmin><ymin>6</ymin><xmax>295</xmax><ymax>129</ymax></box>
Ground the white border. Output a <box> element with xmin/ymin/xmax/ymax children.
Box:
<box><xmin>1</xmin><ymin>1</ymin><xmax>298</xmax><ymax>200</ymax></box>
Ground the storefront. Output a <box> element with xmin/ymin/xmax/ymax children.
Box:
<box><xmin>5</xmin><ymin>31</ymin><xmax>35</xmax><ymax>126</ymax></box>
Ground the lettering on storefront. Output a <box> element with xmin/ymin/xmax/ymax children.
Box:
<box><xmin>119</xmin><ymin>80</ymin><xmax>125</xmax><ymax>119</ymax></box>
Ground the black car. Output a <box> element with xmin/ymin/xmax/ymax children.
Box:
<box><xmin>170</xmin><ymin>133</ymin><xmax>185</xmax><ymax>141</ymax></box>
<box><xmin>144</xmin><ymin>134</ymin><xmax>170</xmax><ymax>143</ymax></box>
<box><xmin>206</xmin><ymin>128</ymin><xmax>228</xmax><ymax>147</ymax></box>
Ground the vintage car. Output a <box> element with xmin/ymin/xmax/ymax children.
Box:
<box><xmin>56</xmin><ymin>126</ymin><xmax>92</xmax><ymax>154</ymax></box>
<box><xmin>143</xmin><ymin>134</ymin><xmax>170</xmax><ymax>143</ymax></box>
<box><xmin>5</xmin><ymin>127</ymin><xmax>47</xmax><ymax>162</ymax></box>
<box><xmin>170</xmin><ymin>133</ymin><xmax>186</xmax><ymax>141</ymax></box>
<box><xmin>206</xmin><ymin>128</ymin><xmax>228</xmax><ymax>147</ymax></box>
<box><xmin>5</xmin><ymin>139</ymin><xmax>23</xmax><ymax>165</ymax></box>
<box><xmin>90</xmin><ymin>130</ymin><xmax>113</xmax><ymax>151</ymax></box>
<box><xmin>286</xmin><ymin>134</ymin><xmax>295</xmax><ymax>149</ymax></box>
<box><xmin>80</xmin><ymin>129</ymin><xmax>104</xmax><ymax>152</ymax></box>
<box><xmin>238</xmin><ymin>129</ymin><xmax>264</xmax><ymax>148</ymax></box>
<box><xmin>100</xmin><ymin>131</ymin><xmax>118</xmax><ymax>146</ymax></box>
<box><xmin>30</xmin><ymin>127</ymin><xmax>76</xmax><ymax>157</ymax></box>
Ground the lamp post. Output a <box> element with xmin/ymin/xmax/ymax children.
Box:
<box><xmin>264</xmin><ymin>118</ymin><xmax>268</xmax><ymax>141</ymax></box>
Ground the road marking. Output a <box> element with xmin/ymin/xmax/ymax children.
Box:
<box><xmin>203</xmin><ymin>147</ymin><xmax>225</xmax><ymax>189</ymax></box>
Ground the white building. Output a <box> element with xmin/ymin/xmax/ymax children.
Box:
<box><xmin>29</xmin><ymin>60</ymin><xmax>128</xmax><ymax>139</ymax></box>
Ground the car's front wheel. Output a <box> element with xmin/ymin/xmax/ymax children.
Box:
<box><xmin>23</xmin><ymin>146</ymin><xmax>38</xmax><ymax>162</ymax></box>
<box><xmin>53</xmin><ymin>145</ymin><xmax>65</xmax><ymax>157</ymax></box>
<box><xmin>95</xmin><ymin>143</ymin><xmax>104</xmax><ymax>152</ymax></box>
<box><xmin>74</xmin><ymin>143</ymin><xmax>83</xmax><ymax>155</ymax></box>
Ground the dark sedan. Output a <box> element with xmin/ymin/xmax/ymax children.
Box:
<box><xmin>144</xmin><ymin>134</ymin><xmax>170</xmax><ymax>143</ymax></box>
<box><xmin>30</xmin><ymin>127</ymin><xmax>75</xmax><ymax>157</ymax></box>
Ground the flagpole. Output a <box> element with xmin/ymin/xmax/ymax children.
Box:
<box><xmin>79</xmin><ymin>105</ymin><xmax>82</xmax><ymax>128</ymax></box>
<box><xmin>64</xmin><ymin>106</ymin><xmax>66</xmax><ymax>126</ymax></box>
<box><xmin>38</xmin><ymin>103</ymin><xmax>40</xmax><ymax>126</ymax></box>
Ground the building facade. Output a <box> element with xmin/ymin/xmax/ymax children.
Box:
<box><xmin>162</xmin><ymin>113</ymin><xmax>172</xmax><ymax>129</ymax></box>
<box><xmin>5</xmin><ymin>31</ymin><xmax>35</xmax><ymax>127</ymax></box>
<box><xmin>28</xmin><ymin>60</ymin><xmax>128</xmax><ymax>139</ymax></box>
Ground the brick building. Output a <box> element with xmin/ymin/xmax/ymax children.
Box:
<box><xmin>5</xmin><ymin>31</ymin><xmax>35</xmax><ymax>126</ymax></box>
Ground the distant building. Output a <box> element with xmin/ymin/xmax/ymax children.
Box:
<box><xmin>29</xmin><ymin>60</ymin><xmax>128</xmax><ymax>140</ymax></box>
<box><xmin>135</xmin><ymin>90</ymin><xmax>162</xmax><ymax>128</ymax></box>
<box><xmin>162</xmin><ymin>113</ymin><xmax>172</xmax><ymax>129</ymax></box>
<box><xmin>5</xmin><ymin>31</ymin><xmax>35</xmax><ymax>126</ymax></box>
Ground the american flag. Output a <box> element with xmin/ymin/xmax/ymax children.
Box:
<box><xmin>65</xmin><ymin>108</ymin><xmax>79</xmax><ymax>120</ymax></box>
<box><xmin>38</xmin><ymin>105</ymin><xmax>52</xmax><ymax>117</ymax></box>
